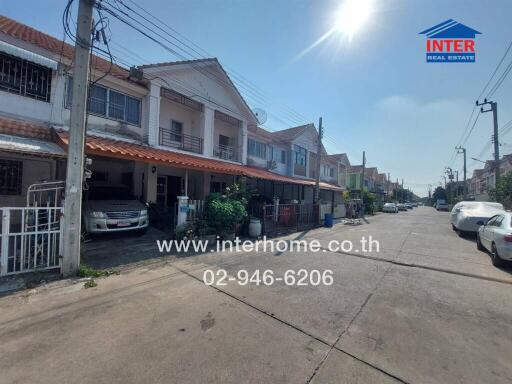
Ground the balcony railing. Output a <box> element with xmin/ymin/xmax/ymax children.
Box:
<box><xmin>159</xmin><ymin>127</ymin><xmax>203</xmax><ymax>154</ymax></box>
<box><xmin>214</xmin><ymin>144</ymin><xmax>239</xmax><ymax>162</ymax></box>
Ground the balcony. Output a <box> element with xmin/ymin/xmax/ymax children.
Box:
<box><xmin>214</xmin><ymin>144</ymin><xmax>239</xmax><ymax>162</ymax></box>
<box><xmin>159</xmin><ymin>127</ymin><xmax>203</xmax><ymax>154</ymax></box>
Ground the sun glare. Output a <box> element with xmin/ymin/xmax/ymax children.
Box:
<box><xmin>335</xmin><ymin>0</ymin><xmax>374</xmax><ymax>40</ymax></box>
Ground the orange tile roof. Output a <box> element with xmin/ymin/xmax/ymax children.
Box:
<box><xmin>55</xmin><ymin>131</ymin><xmax>343</xmax><ymax>191</ymax></box>
<box><xmin>0</xmin><ymin>115</ymin><xmax>53</xmax><ymax>140</ymax></box>
<box><xmin>0</xmin><ymin>15</ymin><xmax>130</xmax><ymax>80</ymax></box>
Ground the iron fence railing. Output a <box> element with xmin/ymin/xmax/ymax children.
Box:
<box><xmin>1</xmin><ymin>207</ymin><xmax>63</xmax><ymax>276</ymax></box>
<box><xmin>214</xmin><ymin>144</ymin><xmax>239</xmax><ymax>162</ymax></box>
<box><xmin>261</xmin><ymin>203</ymin><xmax>320</xmax><ymax>237</ymax></box>
<box><xmin>159</xmin><ymin>127</ymin><xmax>203</xmax><ymax>154</ymax></box>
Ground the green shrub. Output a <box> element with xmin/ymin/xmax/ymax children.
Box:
<box><xmin>205</xmin><ymin>193</ymin><xmax>247</xmax><ymax>233</ymax></box>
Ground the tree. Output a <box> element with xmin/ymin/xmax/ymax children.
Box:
<box><xmin>362</xmin><ymin>190</ymin><xmax>376</xmax><ymax>214</ymax></box>
<box><xmin>432</xmin><ymin>186</ymin><xmax>447</xmax><ymax>204</ymax></box>
<box><xmin>391</xmin><ymin>187</ymin><xmax>413</xmax><ymax>203</ymax></box>
<box><xmin>489</xmin><ymin>171</ymin><xmax>512</xmax><ymax>209</ymax></box>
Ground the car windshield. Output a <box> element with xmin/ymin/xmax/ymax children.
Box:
<box><xmin>88</xmin><ymin>186</ymin><xmax>135</xmax><ymax>201</ymax></box>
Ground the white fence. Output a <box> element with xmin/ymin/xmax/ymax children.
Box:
<box><xmin>27</xmin><ymin>181</ymin><xmax>65</xmax><ymax>207</ymax></box>
<box><xmin>333</xmin><ymin>203</ymin><xmax>346</xmax><ymax>219</ymax></box>
<box><xmin>186</xmin><ymin>199</ymin><xmax>205</xmax><ymax>222</ymax></box>
<box><xmin>0</xmin><ymin>207</ymin><xmax>63</xmax><ymax>276</ymax></box>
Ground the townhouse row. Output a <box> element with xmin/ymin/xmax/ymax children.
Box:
<box><xmin>0</xmin><ymin>15</ymin><xmax>396</xmax><ymax>221</ymax></box>
<box><xmin>468</xmin><ymin>154</ymin><xmax>512</xmax><ymax>200</ymax></box>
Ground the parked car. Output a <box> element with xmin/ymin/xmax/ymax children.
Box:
<box><xmin>405</xmin><ymin>202</ymin><xmax>413</xmax><ymax>209</ymax></box>
<box><xmin>83</xmin><ymin>182</ymin><xmax>149</xmax><ymax>234</ymax></box>
<box><xmin>397</xmin><ymin>203</ymin><xmax>407</xmax><ymax>211</ymax></box>
<box><xmin>451</xmin><ymin>201</ymin><xmax>504</xmax><ymax>234</ymax></box>
<box><xmin>436</xmin><ymin>199</ymin><xmax>449</xmax><ymax>211</ymax></box>
<box><xmin>477</xmin><ymin>211</ymin><xmax>512</xmax><ymax>267</ymax></box>
<box><xmin>383</xmin><ymin>202</ymin><xmax>398</xmax><ymax>213</ymax></box>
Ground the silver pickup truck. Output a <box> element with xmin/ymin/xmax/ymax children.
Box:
<box><xmin>82</xmin><ymin>182</ymin><xmax>149</xmax><ymax>234</ymax></box>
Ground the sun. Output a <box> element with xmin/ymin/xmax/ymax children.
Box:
<box><xmin>335</xmin><ymin>0</ymin><xmax>374</xmax><ymax>40</ymax></box>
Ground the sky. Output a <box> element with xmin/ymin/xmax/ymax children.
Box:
<box><xmin>4</xmin><ymin>0</ymin><xmax>512</xmax><ymax>196</ymax></box>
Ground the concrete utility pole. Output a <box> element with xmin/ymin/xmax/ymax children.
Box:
<box><xmin>477</xmin><ymin>99</ymin><xmax>500</xmax><ymax>184</ymax></box>
<box><xmin>62</xmin><ymin>0</ymin><xmax>94</xmax><ymax>276</ymax></box>
<box><xmin>387</xmin><ymin>172</ymin><xmax>390</xmax><ymax>199</ymax></box>
<box><xmin>361</xmin><ymin>151</ymin><xmax>366</xmax><ymax>198</ymax></box>
<box><xmin>313</xmin><ymin>117</ymin><xmax>323</xmax><ymax>204</ymax></box>
<box><xmin>455</xmin><ymin>146</ymin><xmax>467</xmax><ymax>198</ymax></box>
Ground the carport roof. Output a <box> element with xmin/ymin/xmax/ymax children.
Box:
<box><xmin>55</xmin><ymin>131</ymin><xmax>343</xmax><ymax>191</ymax></box>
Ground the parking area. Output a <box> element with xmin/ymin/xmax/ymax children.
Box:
<box><xmin>1</xmin><ymin>207</ymin><xmax>511</xmax><ymax>383</ymax></box>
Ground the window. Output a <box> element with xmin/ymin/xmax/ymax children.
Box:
<box><xmin>248</xmin><ymin>138</ymin><xmax>266</xmax><ymax>159</ymax></box>
<box><xmin>170</xmin><ymin>120</ymin><xmax>183</xmax><ymax>142</ymax></box>
<box><xmin>0</xmin><ymin>52</ymin><xmax>52</xmax><ymax>102</ymax></box>
<box><xmin>294</xmin><ymin>145</ymin><xmax>307</xmax><ymax>176</ymax></box>
<box><xmin>88</xmin><ymin>84</ymin><xmax>107</xmax><ymax>115</ymax></box>
<box><xmin>125</xmin><ymin>96</ymin><xmax>140</xmax><ymax>125</ymax></box>
<box><xmin>330</xmin><ymin>167</ymin><xmax>334</xmax><ymax>177</ymax></box>
<box><xmin>108</xmin><ymin>90</ymin><xmax>126</xmax><ymax>120</ymax></box>
<box><xmin>0</xmin><ymin>159</ymin><xmax>23</xmax><ymax>195</ymax></box>
<box><xmin>210</xmin><ymin>181</ymin><xmax>227</xmax><ymax>194</ymax></box>
<box><xmin>219</xmin><ymin>134</ymin><xmax>231</xmax><ymax>147</ymax></box>
<box><xmin>66</xmin><ymin>77</ymin><xmax>141</xmax><ymax>125</ymax></box>
<box><xmin>492</xmin><ymin>215</ymin><xmax>504</xmax><ymax>227</ymax></box>
<box><xmin>294</xmin><ymin>145</ymin><xmax>307</xmax><ymax>166</ymax></box>
<box><xmin>281</xmin><ymin>150</ymin><xmax>286</xmax><ymax>164</ymax></box>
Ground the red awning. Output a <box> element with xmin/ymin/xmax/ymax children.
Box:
<box><xmin>55</xmin><ymin>131</ymin><xmax>343</xmax><ymax>191</ymax></box>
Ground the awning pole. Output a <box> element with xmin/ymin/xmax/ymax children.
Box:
<box><xmin>185</xmin><ymin>169</ymin><xmax>189</xmax><ymax>196</ymax></box>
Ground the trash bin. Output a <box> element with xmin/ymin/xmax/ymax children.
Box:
<box><xmin>324</xmin><ymin>213</ymin><xmax>333</xmax><ymax>228</ymax></box>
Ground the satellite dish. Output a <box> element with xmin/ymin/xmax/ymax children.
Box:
<box><xmin>253</xmin><ymin>108</ymin><xmax>267</xmax><ymax>125</ymax></box>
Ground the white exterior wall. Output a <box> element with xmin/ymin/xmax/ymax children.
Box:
<box><xmin>159</xmin><ymin>98</ymin><xmax>202</xmax><ymax>140</ymax></box>
<box><xmin>291</xmin><ymin>128</ymin><xmax>319</xmax><ymax>179</ymax></box>
<box><xmin>270</xmin><ymin>144</ymin><xmax>289</xmax><ymax>175</ymax></box>
<box><xmin>143</xmin><ymin>64</ymin><xmax>257</xmax><ymax>165</ymax></box>
<box><xmin>62</xmin><ymin>76</ymin><xmax>148</xmax><ymax>142</ymax></box>
<box><xmin>0</xmin><ymin>151</ymin><xmax>57</xmax><ymax>207</ymax></box>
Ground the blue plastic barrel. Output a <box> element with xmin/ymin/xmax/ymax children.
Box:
<box><xmin>324</xmin><ymin>213</ymin><xmax>333</xmax><ymax>228</ymax></box>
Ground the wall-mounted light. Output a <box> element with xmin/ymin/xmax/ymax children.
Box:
<box><xmin>151</xmin><ymin>166</ymin><xmax>156</xmax><ymax>174</ymax></box>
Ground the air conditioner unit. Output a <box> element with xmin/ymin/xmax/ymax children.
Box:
<box><xmin>129</xmin><ymin>66</ymin><xmax>144</xmax><ymax>81</ymax></box>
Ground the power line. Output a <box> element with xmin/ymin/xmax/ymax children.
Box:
<box><xmin>103</xmin><ymin>0</ymin><xmax>308</xmax><ymax>127</ymax></box>
<box><xmin>119</xmin><ymin>0</ymin><xmax>315</xmax><ymax>125</ymax></box>
<box><xmin>448</xmin><ymin>40</ymin><xmax>512</xmax><ymax>170</ymax></box>
<box><xmin>480</xmin><ymin>40</ymin><xmax>512</xmax><ymax>99</ymax></box>
<box><xmin>487</xmin><ymin>59</ymin><xmax>512</xmax><ymax>98</ymax></box>
<box><xmin>99</xmin><ymin>0</ymin><xmax>356</xmax><ymax>157</ymax></box>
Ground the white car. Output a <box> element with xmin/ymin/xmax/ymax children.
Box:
<box><xmin>382</xmin><ymin>203</ymin><xmax>398</xmax><ymax>213</ymax></box>
<box><xmin>83</xmin><ymin>182</ymin><xmax>149</xmax><ymax>234</ymax></box>
<box><xmin>436</xmin><ymin>199</ymin><xmax>449</xmax><ymax>211</ymax></box>
<box><xmin>450</xmin><ymin>201</ymin><xmax>504</xmax><ymax>234</ymax></box>
<box><xmin>477</xmin><ymin>212</ymin><xmax>512</xmax><ymax>267</ymax></box>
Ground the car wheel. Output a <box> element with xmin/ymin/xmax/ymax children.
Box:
<box><xmin>136</xmin><ymin>227</ymin><xmax>148</xmax><ymax>236</ymax></box>
<box><xmin>476</xmin><ymin>234</ymin><xmax>485</xmax><ymax>251</ymax></box>
<box><xmin>452</xmin><ymin>224</ymin><xmax>456</xmax><ymax>231</ymax></box>
<box><xmin>491</xmin><ymin>243</ymin><xmax>505</xmax><ymax>267</ymax></box>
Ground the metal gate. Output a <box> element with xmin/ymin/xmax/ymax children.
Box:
<box><xmin>0</xmin><ymin>207</ymin><xmax>63</xmax><ymax>276</ymax></box>
<box><xmin>262</xmin><ymin>203</ymin><xmax>320</xmax><ymax>237</ymax></box>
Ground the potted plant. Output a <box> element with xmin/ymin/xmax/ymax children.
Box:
<box><xmin>196</xmin><ymin>219</ymin><xmax>217</xmax><ymax>244</ymax></box>
<box><xmin>205</xmin><ymin>192</ymin><xmax>247</xmax><ymax>240</ymax></box>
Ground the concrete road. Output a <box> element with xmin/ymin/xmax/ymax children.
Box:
<box><xmin>1</xmin><ymin>207</ymin><xmax>511</xmax><ymax>383</ymax></box>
